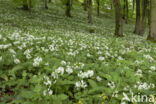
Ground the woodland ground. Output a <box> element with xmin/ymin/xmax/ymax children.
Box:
<box><xmin>0</xmin><ymin>0</ymin><xmax>156</xmax><ymax>104</ymax></box>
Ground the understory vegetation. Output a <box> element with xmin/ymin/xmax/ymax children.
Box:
<box><xmin>0</xmin><ymin>0</ymin><xmax>156</xmax><ymax>104</ymax></box>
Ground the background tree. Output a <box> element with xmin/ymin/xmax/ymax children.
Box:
<box><xmin>140</xmin><ymin>0</ymin><xmax>147</xmax><ymax>35</ymax></box>
<box><xmin>125</xmin><ymin>0</ymin><xmax>128</xmax><ymax>24</ymax></box>
<box><xmin>96</xmin><ymin>0</ymin><xmax>100</xmax><ymax>16</ymax></box>
<box><xmin>148</xmin><ymin>0</ymin><xmax>156</xmax><ymax>41</ymax></box>
<box><xmin>113</xmin><ymin>0</ymin><xmax>123</xmax><ymax>37</ymax></box>
<box><xmin>83</xmin><ymin>0</ymin><xmax>88</xmax><ymax>11</ymax></box>
<box><xmin>66</xmin><ymin>0</ymin><xmax>72</xmax><ymax>17</ymax></box>
<box><xmin>12</xmin><ymin>0</ymin><xmax>36</xmax><ymax>10</ymax></box>
<box><xmin>88</xmin><ymin>0</ymin><xmax>92</xmax><ymax>24</ymax></box>
<box><xmin>134</xmin><ymin>0</ymin><xmax>141</xmax><ymax>34</ymax></box>
<box><xmin>44</xmin><ymin>0</ymin><xmax>48</xmax><ymax>9</ymax></box>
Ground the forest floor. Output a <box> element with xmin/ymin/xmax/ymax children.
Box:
<box><xmin>0</xmin><ymin>0</ymin><xmax>156</xmax><ymax>104</ymax></box>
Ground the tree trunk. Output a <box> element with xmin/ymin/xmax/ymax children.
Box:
<box><xmin>28</xmin><ymin>0</ymin><xmax>32</xmax><ymax>13</ymax></box>
<box><xmin>22</xmin><ymin>0</ymin><xmax>29</xmax><ymax>10</ymax></box>
<box><xmin>140</xmin><ymin>0</ymin><xmax>147</xmax><ymax>35</ymax></box>
<box><xmin>88</xmin><ymin>0</ymin><xmax>92</xmax><ymax>24</ymax></box>
<box><xmin>66</xmin><ymin>0</ymin><xmax>72</xmax><ymax>17</ymax></box>
<box><xmin>123</xmin><ymin>0</ymin><xmax>126</xmax><ymax>20</ymax></box>
<box><xmin>44</xmin><ymin>0</ymin><xmax>48</xmax><ymax>9</ymax></box>
<box><xmin>49</xmin><ymin>0</ymin><xmax>51</xmax><ymax>3</ymax></box>
<box><xmin>134</xmin><ymin>0</ymin><xmax>141</xmax><ymax>34</ymax></box>
<box><xmin>113</xmin><ymin>0</ymin><xmax>123</xmax><ymax>37</ymax></box>
<box><xmin>148</xmin><ymin>0</ymin><xmax>156</xmax><ymax>41</ymax></box>
<box><xmin>84</xmin><ymin>0</ymin><xmax>88</xmax><ymax>11</ymax></box>
<box><xmin>97</xmin><ymin>0</ymin><xmax>100</xmax><ymax>16</ymax></box>
<box><xmin>125</xmin><ymin>0</ymin><xmax>129</xmax><ymax>24</ymax></box>
<box><xmin>147</xmin><ymin>0</ymin><xmax>150</xmax><ymax>26</ymax></box>
<box><xmin>133</xmin><ymin>0</ymin><xmax>135</xmax><ymax>10</ymax></box>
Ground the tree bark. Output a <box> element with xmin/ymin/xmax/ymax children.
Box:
<box><xmin>125</xmin><ymin>0</ymin><xmax>129</xmax><ymax>24</ymax></box>
<box><xmin>134</xmin><ymin>0</ymin><xmax>141</xmax><ymax>34</ymax></box>
<box><xmin>22</xmin><ymin>0</ymin><xmax>29</xmax><ymax>10</ymax></box>
<box><xmin>66</xmin><ymin>0</ymin><xmax>72</xmax><ymax>17</ymax></box>
<box><xmin>123</xmin><ymin>0</ymin><xmax>126</xmax><ymax>20</ymax></box>
<box><xmin>113</xmin><ymin>0</ymin><xmax>123</xmax><ymax>37</ymax></box>
<box><xmin>133</xmin><ymin>0</ymin><xmax>135</xmax><ymax>10</ymax></box>
<box><xmin>88</xmin><ymin>0</ymin><xmax>92</xmax><ymax>24</ymax></box>
<box><xmin>148</xmin><ymin>0</ymin><xmax>156</xmax><ymax>41</ymax></box>
<box><xmin>44</xmin><ymin>0</ymin><xmax>48</xmax><ymax>9</ymax></box>
<box><xmin>97</xmin><ymin>0</ymin><xmax>100</xmax><ymax>16</ymax></box>
<box><xmin>147</xmin><ymin>0</ymin><xmax>150</xmax><ymax>26</ymax></box>
<box><xmin>140</xmin><ymin>0</ymin><xmax>147</xmax><ymax>35</ymax></box>
<box><xmin>84</xmin><ymin>0</ymin><xmax>88</xmax><ymax>11</ymax></box>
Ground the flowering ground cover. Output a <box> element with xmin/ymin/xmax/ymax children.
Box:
<box><xmin>0</xmin><ymin>0</ymin><xmax>156</xmax><ymax>104</ymax></box>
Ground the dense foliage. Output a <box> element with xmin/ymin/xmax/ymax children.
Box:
<box><xmin>0</xmin><ymin>0</ymin><xmax>156</xmax><ymax>104</ymax></box>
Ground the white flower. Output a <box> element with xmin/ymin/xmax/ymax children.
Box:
<box><xmin>135</xmin><ymin>69</ymin><xmax>142</xmax><ymax>77</ymax></box>
<box><xmin>14</xmin><ymin>58</ymin><xmax>20</xmax><ymax>64</ymax></box>
<box><xmin>97</xmin><ymin>51</ymin><xmax>102</xmax><ymax>55</ymax></box>
<box><xmin>51</xmin><ymin>72</ymin><xmax>58</xmax><ymax>79</ymax></box>
<box><xmin>78</xmin><ymin>70</ymin><xmax>94</xmax><ymax>79</ymax></box>
<box><xmin>75</xmin><ymin>80</ymin><xmax>87</xmax><ymax>89</ymax></box>
<box><xmin>75</xmin><ymin>81</ymin><xmax>81</xmax><ymax>88</ymax></box>
<box><xmin>9</xmin><ymin>49</ymin><xmax>16</xmax><ymax>54</ymax></box>
<box><xmin>66</xmin><ymin>66</ymin><xmax>73</xmax><ymax>74</ymax></box>
<box><xmin>108</xmin><ymin>81</ymin><xmax>115</xmax><ymax>89</ymax></box>
<box><xmin>48</xmin><ymin>90</ymin><xmax>53</xmax><ymax>95</ymax></box>
<box><xmin>87</xmin><ymin>53</ymin><xmax>91</xmax><ymax>57</ymax></box>
<box><xmin>143</xmin><ymin>54</ymin><xmax>154</xmax><ymax>62</ymax></box>
<box><xmin>150</xmin><ymin>66</ymin><xmax>156</xmax><ymax>71</ymax></box>
<box><xmin>24</xmin><ymin>49</ymin><xmax>32</xmax><ymax>59</ymax></box>
<box><xmin>121</xmin><ymin>102</ymin><xmax>127</xmax><ymax>104</ymax></box>
<box><xmin>61</xmin><ymin>60</ymin><xmax>66</xmax><ymax>65</ymax></box>
<box><xmin>87</xmin><ymin>70</ymin><xmax>94</xmax><ymax>77</ymax></box>
<box><xmin>49</xmin><ymin>44</ymin><xmax>55</xmax><ymax>51</ymax></box>
<box><xmin>44</xmin><ymin>80</ymin><xmax>52</xmax><ymax>86</ymax></box>
<box><xmin>96</xmin><ymin>76</ymin><xmax>102</xmax><ymax>81</ymax></box>
<box><xmin>98</xmin><ymin>56</ymin><xmax>105</xmax><ymax>61</ymax></box>
<box><xmin>43</xmin><ymin>90</ymin><xmax>47</xmax><ymax>96</ymax></box>
<box><xmin>56</xmin><ymin>67</ymin><xmax>64</xmax><ymax>75</ymax></box>
<box><xmin>135</xmin><ymin>82</ymin><xmax>152</xmax><ymax>90</ymax></box>
<box><xmin>33</xmin><ymin>56</ymin><xmax>42</xmax><ymax>67</ymax></box>
<box><xmin>112</xmin><ymin>90</ymin><xmax>118</xmax><ymax>98</ymax></box>
<box><xmin>118</xmin><ymin>56</ymin><xmax>123</xmax><ymax>60</ymax></box>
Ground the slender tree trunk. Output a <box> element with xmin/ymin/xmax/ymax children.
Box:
<box><xmin>49</xmin><ymin>0</ymin><xmax>51</xmax><ymax>3</ymax></box>
<box><xmin>113</xmin><ymin>0</ymin><xmax>123</xmax><ymax>37</ymax></box>
<box><xmin>134</xmin><ymin>0</ymin><xmax>141</xmax><ymax>34</ymax></box>
<box><xmin>66</xmin><ymin>0</ymin><xmax>72</xmax><ymax>17</ymax></box>
<box><xmin>140</xmin><ymin>0</ymin><xmax>147</xmax><ymax>35</ymax></box>
<box><xmin>123</xmin><ymin>0</ymin><xmax>126</xmax><ymax>20</ymax></box>
<box><xmin>44</xmin><ymin>0</ymin><xmax>48</xmax><ymax>9</ymax></box>
<box><xmin>97</xmin><ymin>0</ymin><xmax>100</xmax><ymax>16</ymax></box>
<box><xmin>88</xmin><ymin>0</ymin><xmax>92</xmax><ymax>24</ymax></box>
<box><xmin>125</xmin><ymin>0</ymin><xmax>129</xmax><ymax>24</ymax></box>
<box><xmin>28</xmin><ymin>0</ymin><xmax>32</xmax><ymax>13</ymax></box>
<box><xmin>84</xmin><ymin>0</ymin><xmax>88</xmax><ymax>11</ymax></box>
<box><xmin>22</xmin><ymin>0</ymin><xmax>29</xmax><ymax>10</ymax></box>
<box><xmin>148</xmin><ymin>0</ymin><xmax>156</xmax><ymax>41</ymax></box>
<box><xmin>147</xmin><ymin>0</ymin><xmax>150</xmax><ymax>26</ymax></box>
<box><xmin>133</xmin><ymin>0</ymin><xmax>135</xmax><ymax>10</ymax></box>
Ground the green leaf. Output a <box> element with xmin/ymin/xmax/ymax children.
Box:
<box><xmin>88</xmin><ymin>79</ymin><xmax>98</xmax><ymax>88</ymax></box>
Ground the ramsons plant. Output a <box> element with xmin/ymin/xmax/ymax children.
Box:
<box><xmin>0</xmin><ymin>1</ymin><xmax>156</xmax><ymax>104</ymax></box>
